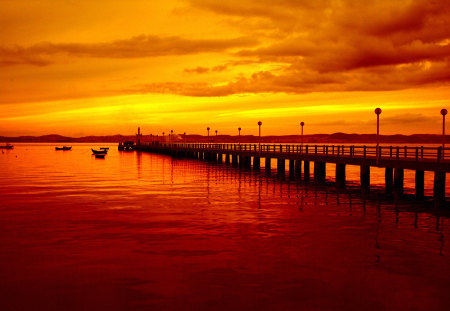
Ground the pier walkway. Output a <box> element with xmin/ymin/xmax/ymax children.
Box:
<box><xmin>135</xmin><ymin>142</ymin><xmax>449</xmax><ymax>202</ymax></box>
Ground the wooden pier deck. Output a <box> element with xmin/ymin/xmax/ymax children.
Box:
<box><xmin>135</xmin><ymin>142</ymin><xmax>449</xmax><ymax>202</ymax></box>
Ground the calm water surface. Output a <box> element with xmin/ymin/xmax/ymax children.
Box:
<box><xmin>0</xmin><ymin>143</ymin><xmax>449</xmax><ymax>310</ymax></box>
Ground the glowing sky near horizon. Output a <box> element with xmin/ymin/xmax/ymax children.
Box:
<box><xmin>1</xmin><ymin>0</ymin><xmax>449</xmax><ymax>137</ymax></box>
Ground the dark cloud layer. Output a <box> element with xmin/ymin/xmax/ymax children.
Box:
<box><xmin>0</xmin><ymin>35</ymin><xmax>258</xmax><ymax>67</ymax></box>
<box><xmin>170</xmin><ymin>0</ymin><xmax>450</xmax><ymax>95</ymax></box>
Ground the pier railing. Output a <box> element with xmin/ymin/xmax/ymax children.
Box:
<box><xmin>141</xmin><ymin>143</ymin><xmax>448</xmax><ymax>162</ymax></box>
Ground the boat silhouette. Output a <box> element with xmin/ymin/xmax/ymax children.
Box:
<box><xmin>55</xmin><ymin>146</ymin><xmax>71</xmax><ymax>151</ymax></box>
<box><xmin>92</xmin><ymin>148</ymin><xmax>107</xmax><ymax>155</ymax></box>
<box><xmin>0</xmin><ymin>143</ymin><xmax>14</xmax><ymax>149</ymax></box>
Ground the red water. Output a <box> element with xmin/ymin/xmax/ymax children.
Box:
<box><xmin>0</xmin><ymin>144</ymin><xmax>449</xmax><ymax>310</ymax></box>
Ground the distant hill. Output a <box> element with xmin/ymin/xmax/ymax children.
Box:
<box><xmin>0</xmin><ymin>133</ymin><xmax>448</xmax><ymax>144</ymax></box>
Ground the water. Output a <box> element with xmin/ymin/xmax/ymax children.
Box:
<box><xmin>1</xmin><ymin>143</ymin><xmax>449</xmax><ymax>310</ymax></box>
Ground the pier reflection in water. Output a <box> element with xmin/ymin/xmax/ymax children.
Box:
<box><xmin>0</xmin><ymin>144</ymin><xmax>449</xmax><ymax>310</ymax></box>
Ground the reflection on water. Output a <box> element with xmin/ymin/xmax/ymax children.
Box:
<box><xmin>0</xmin><ymin>143</ymin><xmax>449</xmax><ymax>310</ymax></box>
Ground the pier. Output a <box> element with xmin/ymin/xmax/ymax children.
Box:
<box><xmin>135</xmin><ymin>143</ymin><xmax>449</xmax><ymax>203</ymax></box>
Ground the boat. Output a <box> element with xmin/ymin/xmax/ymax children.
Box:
<box><xmin>94</xmin><ymin>154</ymin><xmax>106</xmax><ymax>159</ymax></box>
<box><xmin>92</xmin><ymin>148</ymin><xmax>107</xmax><ymax>155</ymax></box>
<box><xmin>55</xmin><ymin>146</ymin><xmax>72</xmax><ymax>151</ymax></box>
<box><xmin>0</xmin><ymin>143</ymin><xmax>14</xmax><ymax>149</ymax></box>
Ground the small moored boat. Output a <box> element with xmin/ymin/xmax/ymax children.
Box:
<box><xmin>55</xmin><ymin>146</ymin><xmax>72</xmax><ymax>151</ymax></box>
<box><xmin>92</xmin><ymin>148</ymin><xmax>107</xmax><ymax>155</ymax></box>
<box><xmin>94</xmin><ymin>154</ymin><xmax>106</xmax><ymax>159</ymax></box>
<box><xmin>0</xmin><ymin>143</ymin><xmax>14</xmax><ymax>149</ymax></box>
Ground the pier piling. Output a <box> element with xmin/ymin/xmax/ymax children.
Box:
<box><xmin>289</xmin><ymin>160</ymin><xmax>295</xmax><ymax>178</ymax></box>
<box><xmin>304</xmin><ymin>161</ymin><xmax>310</xmax><ymax>181</ymax></box>
<box><xmin>314</xmin><ymin>162</ymin><xmax>326</xmax><ymax>182</ymax></box>
<box><xmin>434</xmin><ymin>171</ymin><xmax>446</xmax><ymax>204</ymax></box>
<box><xmin>394</xmin><ymin>168</ymin><xmax>404</xmax><ymax>197</ymax></box>
<box><xmin>360</xmin><ymin>165</ymin><xmax>370</xmax><ymax>192</ymax></box>
<box><xmin>265</xmin><ymin>157</ymin><xmax>271</xmax><ymax>174</ymax></box>
<box><xmin>385</xmin><ymin>167</ymin><xmax>393</xmax><ymax>195</ymax></box>
<box><xmin>336</xmin><ymin>163</ymin><xmax>346</xmax><ymax>188</ymax></box>
<box><xmin>254</xmin><ymin>157</ymin><xmax>261</xmax><ymax>170</ymax></box>
<box><xmin>415</xmin><ymin>170</ymin><xmax>424</xmax><ymax>199</ymax></box>
<box><xmin>277</xmin><ymin>158</ymin><xmax>285</xmax><ymax>175</ymax></box>
<box><xmin>295</xmin><ymin>160</ymin><xmax>302</xmax><ymax>178</ymax></box>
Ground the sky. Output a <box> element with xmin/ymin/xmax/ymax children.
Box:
<box><xmin>1</xmin><ymin>0</ymin><xmax>449</xmax><ymax>137</ymax></box>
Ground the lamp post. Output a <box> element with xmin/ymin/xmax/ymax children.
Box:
<box><xmin>170</xmin><ymin>129</ymin><xmax>173</xmax><ymax>144</ymax></box>
<box><xmin>238</xmin><ymin>127</ymin><xmax>241</xmax><ymax>145</ymax></box>
<box><xmin>300</xmin><ymin>122</ymin><xmax>304</xmax><ymax>146</ymax></box>
<box><xmin>375</xmin><ymin>108</ymin><xmax>382</xmax><ymax>162</ymax></box>
<box><xmin>184</xmin><ymin>132</ymin><xmax>186</xmax><ymax>143</ymax></box>
<box><xmin>441</xmin><ymin>109</ymin><xmax>447</xmax><ymax>157</ymax></box>
<box><xmin>258</xmin><ymin>121</ymin><xmax>262</xmax><ymax>153</ymax></box>
<box><xmin>207</xmin><ymin>127</ymin><xmax>210</xmax><ymax>145</ymax></box>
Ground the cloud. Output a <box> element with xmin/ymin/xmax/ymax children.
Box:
<box><xmin>130</xmin><ymin>58</ymin><xmax>450</xmax><ymax>97</ymax></box>
<box><xmin>3</xmin><ymin>0</ymin><xmax>450</xmax><ymax>101</ymax></box>
<box><xmin>0</xmin><ymin>34</ymin><xmax>259</xmax><ymax>67</ymax></box>
<box><xmin>173</xmin><ymin>0</ymin><xmax>450</xmax><ymax>95</ymax></box>
<box><xmin>184</xmin><ymin>66</ymin><xmax>210</xmax><ymax>74</ymax></box>
<box><xmin>381</xmin><ymin>113</ymin><xmax>439</xmax><ymax>125</ymax></box>
<box><xmin>184</xmin><ymin>64</ymin><xmax>229</xmax><ymax>74</ymax></box>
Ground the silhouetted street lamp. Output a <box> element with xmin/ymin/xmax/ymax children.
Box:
<box><xmin>170</xmin><ymin>130</ymin><xmax>173</xmax><ymax>143</ymax></box>
<box><xmin>238</xmin><ymin>127</ymin><xmax>241</xmax><ymax>145</ymax></box>
<box><xmin>207</xmin><ymin>127</ymin><xmax>210</xmax><ymax>144</ymax></box>
<box><xmin>375</xmin><ymin>108</ymin><xmax>382</xmax><ymax>162</ymax></box>
<box><xmin>441</xmin><ymin>109</ymin><xmax>447</xmax><ymax>156</ymax></box>
<box><xmin>184</xmin><ymin>132</ymin><xmax>186</xmax><ymax>143</ymax></box>
<box><xmin>258</xmin><ymin>121</ymin><xmax>262</xmax><ymax>152</ymax></box>
<box><xmin>300</xmin><ymin>122</ymin><xmax>305</xmax><ymax>146</ymax></box>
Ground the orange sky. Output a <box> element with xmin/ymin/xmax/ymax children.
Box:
<box><xmin>1</xmin><ymin>0</ymin><xmax>449</xmax><ymax>137</ymax></box>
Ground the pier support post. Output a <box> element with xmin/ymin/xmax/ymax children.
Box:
<box><xmin>245</xmin><ymin>156</ymin><xmax>252</xmax><ymax>169</ymax></box>
<box><xmin>289</xmin><ymin>160</ymin><xmax>295</xmax><ymax>178</ymax></box>
<box><xmin>415</xmin><ymin>170</ymin><xmax>424</xmax><ymax>199</ymax></box>
<box><xmin>385</xmin><ymin>167</ymin><xmax>393</xmax><ymax>195</ymax></box>
<box><xmin>217</xmin><ymin>153</ymin><xmax>222</xmax><ymax>163</ymax></box>
<box><xmin>336</xmin><ymin>163</ymin><xmax>346</xmax><ymax>188</ymax></box>
<box><xmin>314</xmin><ymin>162</ymin><xmax>326</xmax><ymax>182</ymax></box>
<box><xmin>265</xmin><ymin>157</ymin><xmax>271</xmax><ymax>174</ymax></box>
<box><xmin>277</xmin><ymin>158</ymin><xmax>285</xmax><ymax>175</ymax></box>
<box><xmin>225</xmin><ymin>154</ymin><xmax>230</xmax><ymax>164</ymax></box>
<box><xmin>394</xmin><ymin>168</ymin><xmax>404</xmax><ymax>197</ymax></box>
<box><xmin>295</xmin><ymin>160</ymin><xmax>302</xmax><ymax>179</ymax></box>
<box><xmin>434</xmin><ymin>171</ymin><xmax>446</xmax><ymax>206</ymax></box>
<box><xmin>232</xmin><ymin>154</ymin><xmax>238</xmax><ymax>166</ymax></box>
<box><xmin>360</xmin><ymin>165</ymin><xmax>370</xmax><ymax>192</ymax></box>
<box><xmin>253</xmin><ymin>157</ymin><xmax>260</xmax><ymax>170</ymax></box>
<box><xmin>304</xmin><ymin>161</ymin><xmax>310</xmax><ymax>181</ymax></box>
